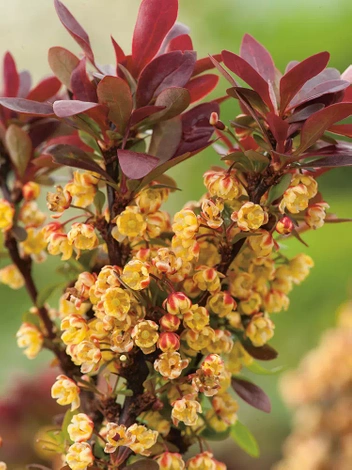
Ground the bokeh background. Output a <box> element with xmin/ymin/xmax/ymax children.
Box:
<box><xmin>0</xmin><ymin>0</ymin><xmax>351</xmax><ymax>468</ymax></box>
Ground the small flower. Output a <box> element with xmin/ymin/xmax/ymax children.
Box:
<box><xmin>276</xmin><ymin>216</ymin><xmax>294</xmax><ymax>234</ymax></box>
<box><xmin>207</xmin><ymin>291</ymin><xmax>236</xmax><ymax>318</ymax></box>
<box><xmin>279</xmin><ymin>184</ymin><xmax>310</xmax><ymax>214</ymax></box>
<box><xmin>172</xmin><ymin>209</ymin><xmax>199</xmax><ymax>240</ymax></box>
<box><xmin>172</xmin><ymin>398</ymin><xmax>202</xmax><ymax>426</ymax></box>
<box><xmin>20</xmin><ymin>227</ymin><xmax>47</xmax><ymax>256</ymax></box>
<box><xmin>201</xmin><ymin>199</ymin><xmax>224</xmax><ymax>229</ymax></box>
<box><xmin>0</xmin><ymin>199</ymin><xmax>14</xmax><ymax>231</ymax></box>
<box><xmin>160</xmin><ymin>313</ymin><xmax>181</xmax><ymax>332</ymax></box>
<box><xmin>184</xmin><ymin>327</ymin><xmax>216</xmax><ymax>351</ymax></box>
<box><xmin>248</xmin><ymin>229</ymin><xmax>274</xmax><ymax>257</ymax></box>
<box><xmin>19</xmin><ymin>201</ymin><xmax>46</xmax><ymax>227</ymax></box>
<box><xmin>157</xmin><ymin>452</ymin><xmax>185</xmax><ymax>470</ymax></box>
<box><xmin>163</xmin><ymin>292</ymin><xmax>192</xmax><ymax>315</ymax></box>
<box><xmin>152</xmin><ymin>248</ymin><xmax>183</xmax><ymax>275</ymax></box>
<box><xmin>136</xmin><ymin>187</ymin><xmax>166</xmax><ymax>213</ymax></box>
<box><xmin>289</xmin><ymin>253</ymin><xmax>314</xmax><ymax>284</ymax></box>
<box><xmin>70</xmin><ymin>340</ymin><xmax>102</xmax><ymax>374</ymax></box>
<box><xmin>158</xmin><ymin>332</ymin><xmax>180</xmax><ymax>352</ymax></box>
<box><xmin>193</xmin><ymin>266</ymin><xmax>223</xmax><ymax>294</ymax></box>
<box><xmin>0</xmin><ymin>462</ymin><xmax>7</xmax><ymax>470</ymax></box>
<box><xmin>246</xmin><ymin>314</ymin><xmax>275</xmax><ymax>347</ymax></box>
<box><xmin>121</xmin><ymin>259</ymin><xmax>150</xmax><ymax>290</ymax></box>
<box><xmin>204</xmin><ymin>169</ymin><xmax>242</xmax><ymax>200</ymax></box>
<box><xmin>65</xmin><ymin>171</ymin><xmax>97</xmax><ymax>208</ymax></box>
<box><xmin>232</xmin><ymin>202</ymin><xmax>268</xmax><ymax>231</ymax></box>
<box><xmin>68</xmin><ymin>413</ymin><xmax>94</xmax><ymax>442</ymax></box>
<box><xmin>104</xmin><ymin>423</ymin><xmax>134</xmax><ymax>453</ymax></box>
<box><xmin>61</xmin><ymin>315</ymin><xmax>89</xmax><ymax>345</ymax></box>
<box><xmin>67</xmin><ymin>223</ymin><xmax>99</xmax><ymax>254</ymax></box>
<box><xmin>66</xmin><ymin>442</ymin><xmax>94</xmax><ymax>470</ymax></box>
<box><xmin>132</xmin><ymin>320</ymin><xmax>159</xmax><ymax>353</ymax></box>
<box><xmin>202</xmin><ymin>354</ymin><xmax>225</xmax><ymax>376</ymax></box>
<box><xmin>113</xmin><ymin>206</ymin><xmax>146</xmax><ymax>239</ymax></box>
<box><xmin>0</xmin><ymin>264</ymin><xmax>24</xmax><ymax>289</ymax></box>
<box><xmin>47</xmin><ymin>232</ymin><xmax>73</xmax><ymax>260</ymax></box>
<box><xmin>291</xmin><ymin>174</ymin><xmax>318</xmax><ymax>199</ymax></box>
<box><xmin>305</xmin><ymin>202</ymin><xmax>329</xmax><ymax>229</ymax></box>
<box><xmin>183</xmin><ymin>305</ymin><xmax>209</xmax><ymax>331</ymax></box>
<box><xmin>46</xmin><ymin>185</ymin><xmax>72</xmax><ymax>212</ymax></box>
<box><xmin>51</xmin><ymin>375</ymin><xmax>80</xmax><ymax>411</ymax></box>
<box><xmin>154</xmin><ymin>351</ymin><xmax>189</xmax><ymax>379</ymax></box>
<box><xmin>101</xmin><ymin>286</ymin><xmax>131</xmax><ymax>320</ymax></box>
<box><xmin>128</xmin><ymin>423</ymin><xmax>158</xmax><ymax>455</ymax></box>
<box><xmin>187</xmin><ymin>451</ymin><xmax>222</xmax><ymax>470</ymax></box>
<box><xmin>239</xmin><ymin>292</ymin><xmax>262</xmax><ymax>315</ymax></box>
<box><xmin>212</xmin><ymin>393</ymin><xmax>238</xmax><ymax>426</ymax></box>
<box><xmin>264</xmin><ymin>289</ymin><xmax>290</xmax><ymax>314</ymax></box>
<box><xmin>16</xmin><ymin>322</ymin><xmax>43</xmax><ymax>359</ymax></box>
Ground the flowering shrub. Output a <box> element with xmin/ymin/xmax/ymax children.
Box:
<box><xmin>0</xmin><ymin>0</ymin><xmax>352</xmax><ymax>468</ymax></box>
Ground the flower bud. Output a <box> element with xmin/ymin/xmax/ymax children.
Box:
<box><xmin>160</xmin><ymin>313</ymin><xmax>181</xmax><ymax>332</ymax></box>
<box><xmin>163</xmin><ymin>292</ymin><xmax>192</xmax><ymax>315</ymax></box>
<box><xmin>22</xmin><ymin>182</ymin><xmax>40</xmax><ymax>201</ymax></box>
<box><xmin>158</xmin><ymin>332</ymin><xmax>180</xmax><ymax>352</ymax></box>
<box><xmin>276</xmin><ymin>216</ymin><xmax>294</xmax><ymax>234</ymax></box>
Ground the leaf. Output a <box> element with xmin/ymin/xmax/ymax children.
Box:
<box><xmin>328</xmin><ymin>124</ymin><xmax>352</xmax><ymax>138</ymax></box>
<box><xmin>300</xmin><ymin>154</ymin><xmax>352</xmax><ymax>168</ymax></box>
<box><xmin>18</xmin><ymin>70</ymin><xmax>32</xmax><ymax>98</ymax></box>
<box><xmin>26</xmin><ymin>76</ymin><xmax>61</xmax><ymax>102</ymax></box>
<box><xmin>53</xmin><ymin>100</ymin><xmax>101</xmax><ymax>118</ymax></box>
<box><xmin>279</xmin><ymin>52</ymin><xmax>330</xmax><ymax>114</ymax></box>
<box><xmin>48</xmin><ymin>46</ymin><xmax>80</xmax><ymax>90</ymax></box>
<box><xmin>130</xmin><ymin>106</ymin><xmax>166</xmax><ymax>127</ymax></box>
<box><xmin>135</xmin><ymin>50</ymin><xmax>196</xmax><ymax>107</ymax></box>
<box><xmin>166</xmin><ymin>34</ymin><xmax>193</xmax><ymax>53</ymax></box>
<box><xmin>200</xmin><ymin>426</ymin><xmax>231</xmax><ymax>441</ymax></box>
<box><xmin>185</xmin><ymin>74</ymin><xmax>219</xmax><ymax>103</ymax></box>
<box><xmin>231</xmin><ymin>377</ymin><xmax>271</xmax><ymax>413</ymax></box>
<box><xmin>62</xmin><ymin>408</ymin><xmax>78</xmax><ymax>442</ymax></box>
<box><xmin>222</xmin><ymin>50</ymin><xmax>273</xmax><ymax>110</ymax></box>
<box><xmin>287</xmin><ymin>103</ymin><xmax>325</xmax><ymax>123</ymax></box>
<box><xmin>243</xmin><ymin>342</ymin><xmax>278</xmax><ymax>361</ymax></box>
<box><xmin>12</xmin><ymin>226</ymin><xmax>28</xmax><ymax>242</ymax></box>
<box><xmin>152</xmin><ymin>87</ymin><xmax>190</xmax><ymax>122</ymax></box>
<box><xmin>227</xmin><ymin>87</ymin><xmax>268</xmax><ymax>115</ymax></box>
<box><xmin>240</xmin><ymin>34</ymin><xmax>276</xmax><ymax>83</ymax></box>
<box><xmin>118</xmin><ymin>150</ymin><xmax>159</xmax><ymax>179</ymax></box>
<box><xmin>93</xmin><ymin>190</ymin><xmax>106</xmax><ymax>213</ymax></box>
<box><xmin>193</xmin><ymin>54</ymin><xmax>223</xmax><ymax>77</ymax></box>
<box><xmin>124</xmin><ymin>460</ymin><xmax>159</xmax><ymax>470</ymax></box>
<box><xmin>97</xmin><ymin>76</ymin><xmax>132</xmax><ymax>134</ymax></box>
<box><xmin>139</xmin><ymin>151</ymin><xmax>191</xmax><ymax>189</ymax></box>
<box><xmin>70</xmin><ymin>58</ymin><xmax>97</xmax><ymax>102</ymax></box>
<box><xmin>111</xmin><ymin>36</ymin><xmax>126</xmax><ymax>65</ymax></box>
<box><xmin>231</xmin><ymin>421</ymin><xmax>260</xmax><ymax>458</ymax></box>
<box><xmin>36</xmin><ymin>281</ymin><xmax>67</xmax><ymax>308</ymax></box>
<box><xmin>266</xmin><ymin>112</ymin><xmax>289</xmax><ymax>148</ymax></box>
<box><xmin>149</xmin><ymin>117</ymin><xmax>182</xmax><ymax>163</ymax></box>
<box><xmin>3</xmin><ymin>52</ymin><xmax>19</xmax><ymax>97</ymax></box>
<box><xmin>132</xmin><ymin>0</ymin><xmax>178</xmax><ymax>76</ymax></box>
<box><xmin>297</xmin><ymin>102</ymin><xmax>352</xmax><ymax>154</ymax></box>
<box><xmin>266</xmin><ymin>173</ymin><xmax>292</xmax><ymax>205</ymax></box>
<box><xmin>5</xmin><ymin>124</ymin><xmax>33</xmax><ymax>178</ymax></box>
<box><xmin>287</xmin><ymin>79</ymin><xmax>350</xmax><ymax>111</ymax></box>
<box><xmin>246</xmin><ymin>361</ymin><xmax>284</xmax><ymax>375</ymax></box>
<box><xmin>244</xmin><ymin>150</ymin><xmax>270</xmax><ymax>172</ymax></box>
<box><xmin>54</xmin><ymin>0</ymin><xmax>95</xmax><ymax>64</ymax></box>
<box><xmin>0</xmin><ymin>97</ymin><xmax>54</xmax><ymax>116</ymax></box>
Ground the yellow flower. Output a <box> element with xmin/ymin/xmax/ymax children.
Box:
<box><xmin>202</xmin><ymin>354</ymin><xmax>225</xmax><ymax>376</ymax></box>
<box><xmin>201</xmin><ymin>199</ymin><xmax>224</xmax><ymax>229</ymax></box>
<box><xmin>204</xmin><ymin>169</ymin><xmax>243</xmax><ymax>200</ymax></box>
<box><xmin>101</xmin><ymin>287</ymin><xmax>130</xmax><ymax>320</ymax></box>
<box><xmin>16</xmin><ymin>322</ymin><xmax>43</xmax><ymax>359</ymax></box>
<box><xmin>171</xmin><ymin>235</ymin><xmax>200</xmax><ymax>262</ymax></box>
<box><xmin>305</xmin><ymin>202</ymin><xmax>329</xmax><ymax>229</ymax></box>
<box><xmin>187</xmin><ymin>452</ymin><xmax>221</xmax><ymax>470</ymax></box>
<box><xmin>160</xmin><ymin>313</ymin><xmax>181</xmax><ymax>332</ymax></box>
<box><xmin>198</xmin><ymin>240</ymin><xmax>221</xmax><ymax>266</ymax></box>
<box><xmin>207</xmin><ymin>291</ymin><xmax>236</xmax><ymax>318</ymax></box>
<box><xmin>183</xmin><ymin>305</ymin><xmax>209</xmax><ymax>331</ymax></box>
<box><xmin>136</xmin><ymin>187</ymin><xmax>165</xmax><ymax>214</ymax></box>
<box><xmin>279</xmin><ymin>184</ymin><xmax>310</xmax><ymax>214</ymax></box>
<box><xmin>20</xmin><ymin>227</ymin><xmax>47</xmax><ymax>256</ymax></box>
<box><xmin>248</xmin><ymin>229</ymin><xmax>274</xmax><ymax>257</ymax></box>
<box><xmin>19</xmin><ymin>201</ymin><xmax>46</xmax><ymax>227</ymax></box>
<box><xmin>0</xmin><ymin>264</ymin><xmax>24</xmax><ymax>289</ymax></box>
<box><xmin>47</xmin><ymin>233</ymin><xmax>73</xmax><ymax>260</ymax></box>
<box><xmin>157</xmin><ymin>452</ymin><xmax>185</xmax><ymax>470</ymax></box>
<box><xmin>128</xmin><ymin>423</ymin><xmax>158</xmax><ymax>455</ymax></box>
<box><xmin>65</xmin><ymin>171</ymin><xmax>97</xmax><ymax>208</ymax></box>
<box><xmin>184</xmin><ymin>327</ymin><xmax>216</xmax><ymax>351</ymax></box>
<box><xmin>228</xmin><ymin>272</ymin><xmax>254</xmax><ymax>299</ymax></box>
<box><xmin>206</xmin><ymin>329</ymin><xmax>234</xmax><ymax>355</ymax></box>
<box><xmin>132</xmin><ymin>320</ymin><xmax>159</xmax><ymax>353</ymax></box>
<box><xmin>59</xmin><ymin>295</ymin><xmax>90</xmax><ymax>318</ymax></box>
<box><xmin>121</xmin><ymin>259</ymin><xmax>150</xmax><ymax>290</ymax></box>
<box><xmin>291</xmin><ymin>174</ymin><xmax>318</xmax><ymax>198</ymax></box>
<box><xmin>246</xmin><ymin>314</ymin><xmax>275</xmax><ymax>347</ymax></box>
<box><xmin>0</xmin><ymin>199</ymin><xmax>14</xmax><ymax>231</ymax></box>
<box><xmin>145</xmin><ymin>210</ymin><xmax>170</xmax><ymax>239</ymax></box>
<box><xmin>51</xmin><ymin>375</ymin><xmax>80</xmax><ymax>411</ymax></box>
<box><xmin>163</xmin><ymin>291</ymin><xmax>192</xmax><ymax>315</ymax></box>
<box><xmin>114</xmin><ymin>206</ymin><xmax>146</xmax><ymax>239</ymax></box>
<box><xmin>70</xmin><ymin>340</ymin><xmax>102</xmax><ymax>374</ymax></box>
<box><xmin>46</xmin><ymin>185</ymin><xmax>72</xmax><ymax>212</ymax></box>
<box><xmin>152</xmin><ymin>248</ymin><xmax>183</xmax><ymax>275</ymax></box>
<box><xmin>193</xmin><ymin>266</ymin><xmax>223</xmax><ymax>294</ymax></box>
<box><xmin>232</xmin><ymin>202</ymin><xmax>268</xmax><ymax>231</ymax></box>
<box><xmin>140</xmin><ymin>410</ymin><xmax>171</xmax><ymax>437</ymax></box>
<box><xmin>68</xmin><ymin>413</ymin><xmax>94</xmax><ymax>442</ymax></box>
<box><xmin>67</xmin><ymin>223</ymin><xmax>98</xmax><ymax>254</ymax></box>
<box><xmin>172</xmin><ymin>209</ymin><xmax>199</xmax><ymax>240</ymax></box>
<box><xmin>158</xmin><ymin>332</ymin><xmax>180</xmax><ymax>352</ymax></box>
<box><xmin>226</xmin><ymin>341</ymin><xmax>253</xmax><ymax>374</ymax></box>
<box><xmin>264</xmin><ymin>289</ymin><xmax>290</xmax><ymax>314</ymax></box>
<box><xmin>289</xmin><ymin>253</ymin><xmax>314</xmax><ymax>284</ymax></box>
<box><xmin>104</xmin><ymin>423</ymin><xmax>134</xmax><ymax>453</ymax></box>
<box><xmin>276</xmin><ymin>215</ymin><xmax>294</xmax><ymax>234</ymax></box>
<box><xmin>22</xmin><ymin>181</ymin><xmax>40</xmax><ymax>201</ymax></box>
<box><xmin>212</xmin><ymin>393</ymin><xmax>238</xmax><ymax>425</ymax></box>
<box><xmin>66</xmin><ymin>442</ymin><xmax>94</xmax><ymax>470</ymax></box>
<box><xmin>239</xmin><ymin>292</ymin><xmax>262</xmax><ymax>315</ymax></box>
<box><xmin>172</xmin><ymin>398</ymin><xmax>202</xmax><ymax>426</ymax></box>
<box><xmin>154</xmin><ymin>351</ymin><xmax>189</xmax><ymax>379</ymax></box>
<box><xmin>110</xmin><ymin>329</ymin><xmax>134</xmax><ymax>353</ymax></box>
<box><xmin>61</xmin><ymin>315</ymin><xmax>89</xmax><ymax>345</ymax></box>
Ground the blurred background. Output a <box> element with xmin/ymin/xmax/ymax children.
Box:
<box><xmin>0</xmin><ymin>0</ymin><xmax>351</xmax><ymax>468</ymax></box>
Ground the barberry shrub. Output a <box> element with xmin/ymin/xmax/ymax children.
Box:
<box><xmin>0</xmin><ymin>0</ymin><xmax>351</xmax><ymax>468</ymax></box>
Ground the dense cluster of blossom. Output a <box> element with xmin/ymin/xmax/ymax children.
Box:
<box><xmin>0</xmin><ymin>0</ymin><xmax>352</xmax><ymax>468</ymax></box>
<box><xmin>275</xmin><ymin>302</ymin><xmax>352</xmax><ymax>470</ymax></box>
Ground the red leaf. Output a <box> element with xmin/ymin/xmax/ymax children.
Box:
<box><xmin>130</xmin><ymin>106</ymin><xmax>165</xmax><ymax>127</ymax></box>
<box><xmin>240</xmin><ymin>34</ymin><xmax>276</xmax><ymax>83</ymax></box>
<box><xmin>279</xmin><ymin>52</ymin><xmax>330</xmax><ymax>114</ymax></box>
<box><xmin>70</xmin><ymin>58</ymin><xmax>97</xmax><ymax>102</ymax></box>
<box><xmin>159</xmin><ymin>22</ymin><xmax>190</xmax><ymax>55</ymax></box>
<box><xmin>242</xmin><ymin>342</ymin><xmax>278</xmax><ymax>361</ymax></box>
<box><xmin>54</xmin><ymin>0</ymin><xmax>95</xmax><ymax>64</ymax></box>
<box><xmin>26</xmin><ymin>77</ymin><xmax>61</xmax><ymax>102</ymax></box>
<box><xmin>118</xmin><ymin>149</ymin><xmax>159</xmax><ymax>179</ymax></box>
<box><xmin>166</xmin><ymin>34</ymin><xmax>193</xmax><ymax>53</ymax></box>
<box><xmin>153</xmin><ymin>87</ymin><xmax>190</xmax><ymax>121</ymax></box>
<box><xmin>28</xmin><ymin>119</ymin><xmax>60</xmax><ymax>149</ymax></box>
<box><xmin>222</xmin><ymin>50</ymin><xmax>273</xmax><ymax>110</ymax></box>
<box><xmin>53</xmin><ymin>100</ymin><xmax>101</xmax><ymax>118</ymax></box>
<box><xmin>298</xmin><ymin>102</ymin><xmax>352</xmax><ymax>153</ymax></box>
<box><xmin>328</xmin><ymin>124</ymin><xmax>352</xmax><ymax>138</ymax></box>
<box><xmin>111</xmin><ymin>36</ymin><xmax>126</xmax><ymax>64</ymax></box>
<box><xmin>48</xmin><ymin>46</ymin><xmax>80</xmax><ymax>90</ymax></box>
<box><xmin>132</xmin><ymin>0</ymin><xmax>178</xmax><ymax>76</ymax></box>
<box><xmin>185</xmin><ymin>74</ymin><xmax>219</xmax><ymax>103</ymax></box>
<box><xmin>342</xmin><ymin>85</ymin><xmax>352</xmax><ymax>102</ymax></box>
<box><xmin>232</xmin><ymin>377</ymin><xmax>271</xmax><ymax>413</ymax></box>
<box><xmin>97</xmin><ymin>76</ymin><xmax>132</xmax><ymax>134</ymax></box>
<box><xmin>192</xmin><ymin>54</ymin><xmax>222</xmax><ymax>77</ymax></box>
<box><xmin>0</xmin><ymin>97</ymin><xmax>54</xmax><ymax>116</ymax></box>
<box><xmin>266</xmin><ymin>112</ymin><xmax>289</xmax><ymax>150</ymax></box>
<box><xmin>3</xmin><ymin>52</ymin><xmax>19</xmax><ymax>97</ymax></box>
<box><xmin>301</xmin><ymin>154</ymin><xmax>352</xmax><ymax>168</ymax></box>
<box><xmin>287</xmin><ymin>103</ymin><xmax>325</xmax><ymax>123</ymax></box>
<box><xmin>288</xmin><ymin>80</ymin><xmax>349</xmax><ymax>111</ymax></box>
<box><xmin>136</xmin><ymin>51</ymin><xmax>196</xmax><ymax>107</ymax></box>
<box><xmin>18</xmin><ymin>71</ymin><xmax>32</xmax><ymax>98</ymax></box>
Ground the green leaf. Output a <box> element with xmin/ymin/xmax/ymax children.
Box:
<box><xmin>231</xmin><ymin>421</ymin><xmax>260</xmax><ymax>457</ymax></box>
<box><xmin>246</xmin><ymin>361</ymin><xmax>284</xmax><ymax>375</ymax></box>
<box><xmin>253</xmin><ymin>133</ymin><xmax>272</xmax><ymax>151</ymax></box>
<box><xmin>93</xmin><ymin>190</ymin><xmax>106</xmax><ymax>214</ymax></box>
<box><xmin>22</xmin><ymin>310</ymin><xmax>41</xmax><ymax>328</ymax></box>
<box><xmin>200</xmin><ymin>426</ymin><xmax>231</xmax><ymax>441</ymax></box>
<box><xmin>244</xmin><ymin>150</ymin><xmax>270</xmax><ymax>172</ymax></box>
<box><xmin>5</xmin><ymin>124</ymin><xmax>32</xmax><ymax>178</ymax></box>
<box><xmin>36</xmin><ymin>281</ymin><xmax>67</xmax><ymax>308</ymax></box>
<box><xmin>12</xmin><ymin>225</ymin><xmax>28</xmax><ymax>242</ymax></box>
<box><xmin>62</xmin><ymin>408</ymin><xmax>78</xmax><ymax>443</ymax></box>
<box><xmin>48</xmin><ymin>46</ymin><xmax>79</xmax><ymax>90</ymax></box>
<box><xmin>78</xmin><ymin>130</ymin><xmax>102</xmax><ymax>154</ymax></box>
<box><xmin>266</xmin><ymin>173</ymin><xmax>292</xmax><ymax>205</ymax></box>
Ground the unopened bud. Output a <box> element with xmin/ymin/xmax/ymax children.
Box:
<box><xmin>160</xmin><ymin>314</ymin><xmax>181</xmax><ymax>332</ymax></box>
<box><xmin>158</xmin><ymin>332</ymin><xmax>180</xmax><ymax>352</ymax></box>
<box><xmin>210</xmin><ymin>112</ymin><xmax>226</xmax><ymax>130</ymax></box>
<box><xmin>276</xmin><ymin>216</ymin><xmax>293</xmax><ymax>235</ymax></box>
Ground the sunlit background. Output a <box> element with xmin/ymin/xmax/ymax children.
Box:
<box><xmin>0</xmin><ymin>0</ymin><xmax>351</xmax><ymax>468</ymax></box>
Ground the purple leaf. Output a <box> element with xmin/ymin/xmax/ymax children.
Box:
<box><xmin>298</xmin><ymin>102</ymin><xmax>352</xmax><ymax>153</ymax></box>
<box><xmin>5</xmin><ymin>124</ymin><xmax>33</xmax><ymax>178</ymax></box>
<box><xmin>136</xmin><ymin>51</ymin><xmax>196</xmax><ymax>108</ymax></box>
<box><xmin>26</xmin><ymin>76</ymin><xmax>61</xmax><ymax>102</ymax></box>
<box><xmin>70</xmin><ymin>58</ymin><xmax>97</xmax><ymax>102</ymax></box>
<box><xmin>240</xmin><ymin>34</ymin><xmax>276</xmax><ymax>83</ymax></box>
<box><xmin>288</xmin><ymin>80</ymin><xmax>350</xmax><ymax>111</ymax></box>
<box><xmin>166</xmin><ymin>34</ymin><xmax>193</xmax><ymax>53</ymax></box>
<box><xmin>279</xmin><ymin>52</ymin><xmax>330</xmax><ymax>114</ymax></box>
<box><xmin>153</xmin><ymin>87</ymin><xmax>190</xmax><ymax>121</ymax></box>
<box><xmin>287</xmin><ymin>103</ymin><xmax>325</xmax><ymax>123</ymax></box>
<box><xmin>48</xmin><ymin>46</ymin><xmax>80</xmax><ymax>90</ymax></box>
<box><xmin>3</xmin><ymin>52</ymin><xmax>19</xmax><ymax>97</ymax></box>
<box><xmin>301</xmin><ymin>154</ymin><xmax>352</xmax><ymax>168</ymax></box>
<box><xmin>0</xmin><ymin>97</ymin><xmax>54</xmax><ymax>116</ymax></box>
<box><xmin>97</xmin><ymin>76</ymin><xmax>132</xmax><ymax>134</ymax></box>
<box><xmin>232</xmin><ymin>377</ymin><xmax>271</xmax><ymax>413</ymax></box>
<box><xmin>18</xmin><ymin>70</ymin><xmax>32</xmax><ymax>98</ymax></box>
<box><xmin>132</xmin><ymin>0</ymin><xmax>178</xmax><ymax>76</ymax></box>
<box><xmin>209</xmin><ymin>54</ymin><xmax>237</xmax><ymax>87</ymax></box>
<box><xmin>185</xmin><ymin>74</ymin><xmax>219</xmax><ymax>103</ymax></box>
<box><xmin>28</xmin><ymin>119</ymin><xmax>60</xmax><ymax>149</ymax></box>
<box><xmin>53</xmin><ymin>100</ymin><xmax>101</xmax><ymax>118</ymax></box>
<box><xmin>54</xmin><ymin>0</ymin><xmax>95</xmax><ymax>64</ymax></box>
<box><xmin>243</xmin><ymin>342</ymin><xmax>278</xmax><ymax>361</ymax></box>
<box><xmin>222</xmin><ymin>50</ymin><xmax>273</xmax><ymax>110</ymax></box>
<box><xmin>118</xmin><ymin>149</ymin><xmax>159</xmax><ymax>179</ymax></box>
<box><xmin>266</xmin><ymin>112</ymin><xmax>289</xmax><ymax>148</ymax></box>
<box><xmin>227</xmin><ymin>87</ymin><xmax>268</xmax><ymax>115</ymax></box>
<box><xmin>159</xmin><ymin>22</ymin><xmax>190</xmax><ymax>55</ymax></box>
<box><xmin>149</xmin><ymin>117</ymin><xmax>182</xmax><ymax>163</ymax></box>
<box><xmin>130</xmin><ymin>106</ymin><xmax>166</xmax><ymax>127</ymax></box>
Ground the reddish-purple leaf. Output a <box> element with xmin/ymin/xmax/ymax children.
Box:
<box><xmin>97</xmin><ymin>76</ymin><xmax>132</xmax><ymax>134</ymax></box>
<box><xmin>28</xmin><ymin>119</ymin><xmax>60</xmax><ymax>149</ymax></box>
<box><xmin>192</xmin><ymin>54</ymin><xmax>222</xmax><ymax>77</ymax></box>
<box><xmin>222</xmin><ymin>50</ymin><xmax>273</xmax><ymax>110</ymax></box>
<box><xmin>130</xmin><ymin>106</ymin><xmax>166</xmax><ymax>127</ymax></box>
<box><xmin>18</xmin><ymin>71</ymin><xmax>32</xmax><ymax>98</ymax></box>
<box><xmin>166</xmin><ymin>34</ymin><xmax>193</xmax><ymax>53</ymax></box>
<box><xmin>54</xmin><ymin>0</ymin><xmax>95</xmax><ymax>64</ymax></box>
<box><xmin>185</xmin><ymin>74</ymin><xmax>219</xmax><ymax>103</ymax></box>
<box><xmin>118</xmin><ymin>149</ymin><xmax>159</xmax><ymax>179</ymax></box>
<box><xmin>287</xmin><ymin>103</ymin><xmax>325</xmax><ymax>123</ymax></box>
<box><xmin>288</xmin><ymin>80</ymin><xmax>349</xmax><ymax>111</ymax></box>
<box><xmin>70</xmin><ymin>58</ymin><xmax>97</xmax><ymax>102</ymax></box>
<box><xmin>342</xmin><ymin>85</ymin><xmax>352</xmax><ymax>102</ymax></box>
<box><xmin>48</xmin><ymin>46</ymin><xmax>80</xmax><ymax>90</ymax></box>
<box><xmin>279</xmin><ymin>52</ymin><xmax>330</xmax><ymax>114</ymax></box>
<box><xmin>53</xmin><ymin>100</ymin><xmax>100</xmax><ymax>118</ymax></box>
<box><xmin>136</xmin><ymin>51</ymin><xmax>196</xmax><ymax>108</ymax></box>
<box><xmin>227</xmin><ymin>87</ymin><xmax>268</xmax><ymax>115</ymax></box>
<box><xmin>301</xmin><ymin>154</ymin><xmax>352</xmax><ymax>168</ymax></box>
<box><xmin>132</xmin><ymin>0</ymin><xmax>178</xmax><ymax>76</ymax></box>
<box><xmin>3</xmin><ymin>52</ymin><xmax>19</xmax><ymax>97</ymax></box>
<box><xmin>266</xmin><ymin>112</ymin><xmax>289</xmax><ymax>149</ymax></box>
<box><xmin>298</xmin><ymin>102</ymin><xmax>352</xmax><ymax>153</ymax></box>
<box><xmin>5</xmin><ymin>124</ymin><xmax>33</xmax><ymax>178</ymax></box>
<box><xmin>159</xmin><ymin>22</ymin><xmax>190</xmax><ymax>55</ymax></box>
<box><xmin>240</xmin><ymin>34</ymin><xmax>276</xmax><ymax>83</ymax></box>
<box><xmin>243</xmin><ymin>342</ymin><xmax>278</xmax><ymax>361</ymax></box>
<box><xmin>153</xmin><ymin>87</ymin><xmax>190</xmax><ymax>121</ymax></box>
<box><xmin>149</xmin><ymin>117</ymin><xmax>182</xmax><ymax>162</ymax></box>
<box><xmin>232</xmin><ymin>377</ymin><xmax>271</xmax><ymax>413</ymax></box>
<box><xmin>26</xmin><ymin>77</ymin><xmax>61</xmax><ymax>102</ymax></box>
<box><xmin>0</xmin><ymin>97</ymin><xmax>54</xmax><ymax>116</ymax></box>
<box><xmin>111</xmin><ymin>35</ymin><xmax>126</xmax><ymax>64</ymax></box>
<box><xmin>209</xmin><ymin>54</ymin><xmax>237</xmax><ymax>87</ymax></box>
<box><xmin>328</xmin><ymin>124</ymin><xmax>352</xmax><ymax>138</ymax></box>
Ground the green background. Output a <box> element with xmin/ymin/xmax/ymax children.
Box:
<box><xmin>0</xmin><ymin>0</ymin><xmax>351</xmax><ymax>468</ymax></box>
